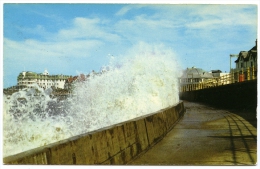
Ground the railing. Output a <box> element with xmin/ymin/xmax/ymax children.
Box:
<box><xmin>180</xmin><ymin>66</ymin><xmax>257</xmax><ymax>92</ymax></box>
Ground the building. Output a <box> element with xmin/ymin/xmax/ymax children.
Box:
<box><xmin>235</xmin><ymin>40</ymin><xmax>257</xmax><ymax>70</ymax></box>
<box><xmin>233</xmin><ymin>39</ymin><xmax>257</xmax><ymax>81</ymax></box>
<box><xmin>64</xmin><ymin>74</ymin><xmax>87</xmax><ymax>90</ymax></box>
<box><xmin>179</xmin><ymin>67</ymin><xmax>231</xmax><ymax>91</ymax></box>
<box><xmin>210</xmin><ymin>70</ymin><xmax>229</xmax><ymax>78</ymax></box>
<box><xmin>64</xmin><ymin>76</ymin><xmax>79</xmax><ymax>90</ymax></box>
<box><xmin>179</xmin><ymin>67</ymin><xmax>216</xmax><ymax>91</ymax></box>
<box><xmin>211</xmin><ymin>70</ymin><xmax>230</xmax><ymax>84</ymax></box>
<box><xmin>17</xmin><ymin>70</ymin><xmax>71</xmax><ymax>89</ymax></box>
<box><xmin>180</xmin><ymin>67</ymin><xmax>214</xmax><ymax>84</ymax></box>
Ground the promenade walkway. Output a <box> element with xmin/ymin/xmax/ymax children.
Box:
<box><xmin>128</xmin><ymin>101</ymin><xmax>257</xmax><ymax>165</ymax></box>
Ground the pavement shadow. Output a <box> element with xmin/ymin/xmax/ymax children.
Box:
<box><xmin>186</xmin><ymin>100</ymin><xmax>257</xmax><ymax>128</ymax></box>
<box><xmin>228</xmin><ymin>107</ymin><xmax>257</xmax><ymax>129</ymax></box>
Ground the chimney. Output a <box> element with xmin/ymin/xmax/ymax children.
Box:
<box><xmin>256</xmin><ymin>39</ymin><xmax>257</xmax><ymax>47</ymax></box>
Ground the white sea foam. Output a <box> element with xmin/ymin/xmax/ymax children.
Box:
<box><xmin>3</xmin><ymin>42</ymin><xmax>181</xmax><ymax>157</ymax></box>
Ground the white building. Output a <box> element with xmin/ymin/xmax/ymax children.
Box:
<box><xmin>17</xmin><ymin>70</ymin><xmax>71</xmax><ymax>89</ymax></box>
<box><xmin>179</xmin><ymin>67</ymin><xmax>215</xmax><ymax>91</ymax></box>
<box><xmin>210</xmin><ymin>70</ymin><xmax>230</xmax><ymax>84</ymax></box>
<box><xmin>180</xmin><ymin>67</ymin><xmax>214</xmax><ymax>84</ymax></box>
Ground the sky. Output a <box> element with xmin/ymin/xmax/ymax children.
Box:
<box><xmin>2</xmin><ymin>1</ymin><xmax>258</xmax><ymax>88</ymax></box>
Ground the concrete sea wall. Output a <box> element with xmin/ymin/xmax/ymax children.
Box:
<box><xmin>4</xmin><ymin>101</ymin><xmax>185</xmax><ymax>165</ymax></box>
<box><xmin>180</xmin><ymin>80</ymin><xmax>257</xmax><ymax>109</ymax></box>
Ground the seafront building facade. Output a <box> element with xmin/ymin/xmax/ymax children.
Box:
<box><xmin>179</xmin><ymin>67</ymin><xmax>216</xmax><ymax>91</ymax></box>
<box><xmin>235</xmin><ymin>40</ymin><xmax>257</xmax><ymax>71</ymax></box>
<box><xmin>179</xmin><ymin>67</ymin><xmax>214</xmax><ymax>85</ymax></box>
<box><xmin>179</xmin><ymin>39</ymin><xmax>257</xmax><ymax>92</ymax></box>
<box><xmin>17</xmin><ymin>70</ymin><xmax>71</xmax><ymax>89</ymax></box>
<box><xmin>233</xmin><ymin>40</ymin><xmax>257</xmax><ymax>81</ymax></box>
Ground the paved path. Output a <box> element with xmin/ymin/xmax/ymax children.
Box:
<box><xmin>128</xmin><ymin>101</ymin><xmax>257</xmax><ymax>165</ymax></box>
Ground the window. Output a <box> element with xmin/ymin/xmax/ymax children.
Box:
<box><xmin>251</xmin><ymin>62</ymin><xmax>253</xmax><ymax>67</ymax></box>
<box><xmin>241</xmin><ymin>62</ymin><xmax>243</xmax><ymax>68</ymax></box>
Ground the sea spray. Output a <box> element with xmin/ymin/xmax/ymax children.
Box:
<box><xmin>3</xmin><ymin>43</ymin><xmax>181</xmax><ymax>157</ymax></box>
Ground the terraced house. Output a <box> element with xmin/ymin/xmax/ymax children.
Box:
<box><xmin>234</xmin><ymin>39</ymin><xmax>257</xmax><ymax>80</ymax></box>
<box><xmin>17</xmin><ymin>69</ymin><xmax>71</xmax><ymax>89</ymax></box>
<box><xmin>235</xmin><ymin>40</ymin><xmax>257</xmax><ymax>69</ymax></box>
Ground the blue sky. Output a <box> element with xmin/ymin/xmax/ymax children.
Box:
<box><xmin>2</xmin><ymin>3</ymin><xmax>258</xmax><ymax>88</ymax></box>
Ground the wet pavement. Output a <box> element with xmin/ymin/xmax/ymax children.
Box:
<box><xmin>128</xmin><ymin>101</ymin><xmax>257</xmax><ymax>165</ymax></box>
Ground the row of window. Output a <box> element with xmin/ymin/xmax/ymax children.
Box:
<box><xmin>19</xmin><ymin>79</ymin><xmax>65</xmax><ymax>82</ymax></box>
<box><xmin>237</xmin><ymin>61</ymin><xmax>256</xmax><ymax>68</ymax></box>
<box><xmin>19</xmin><ymin>82</ymin><xmax>34</xmax><ymax>85</ymax></box>
<box><xmin>18</xmin><ymin>82</ymin><xmax>64</xmax><ymax>86</ymax></box>
<box><xmin>19</xmin><ymin>82</ymin><xmax>62</xmax><ymax>85</ymax></box>
<box><xmin>180</xmin><ymin>78</ymin><xmax>202</xmax><ymax>83</ymax></box>
<box><xmin>37</xmin><ymin>79</ymin><xmax>65</xmax><ymax>82</ymax></box>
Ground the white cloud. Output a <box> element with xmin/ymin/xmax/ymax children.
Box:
<box><xmin>148</xmin><ymin>4</ymin><xmax>257</xmax><ymax>30</ymax></box>
<box><xmin>6</xmin><ymin>5</ymin><xmax>256</xmax><ymax>62</ymax></box>
<box><xmin>4</xmin><ymin>37</ymin><xmax>103</xmax><ymax>60</ymax></box>
<box><xmin>115</xmin><ymin>5</ymin><xmax>146</xmax><ymax>16</ymax></box>
<box><xmin>31</xmin><ymin>10</ymin><xmax>67</xmax><ymax>25</ymax></box>
<box><xmin>180</xmin><ymin>5</ymin><xmax>256</xmax><ymax>29</ymax></box>
<box><xmin>56</xmin><ymin>17</ymin><xmax>121</xmax><ymax>42</ymax></box>
<box><xmin>115</xmin><ymin>6</ymin><xmax>132</xmax><ymax>16</ymax></box>
<box><xmin>3</xmin><ymin>16</ymin><xmax>123</xmax><ymax>71</ymax></box>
